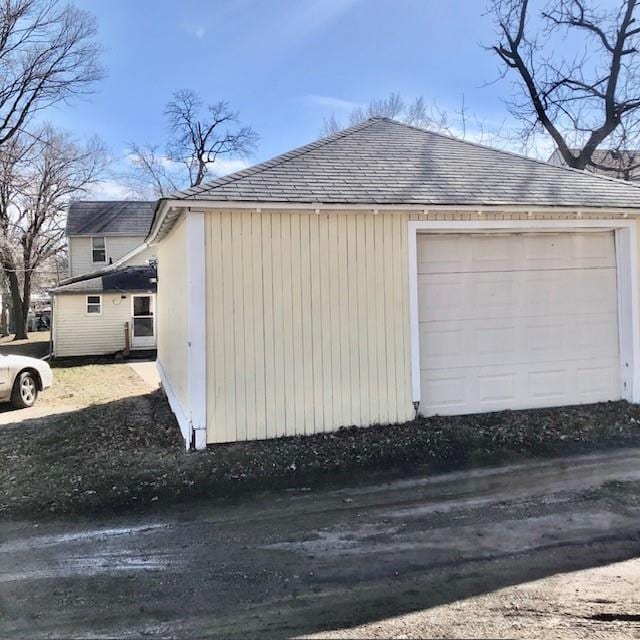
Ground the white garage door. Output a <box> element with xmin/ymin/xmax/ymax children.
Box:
<box><xmin>417</xmin><ymin>232</ymin><xmax>621</xmax><ymax>416</ymax></box>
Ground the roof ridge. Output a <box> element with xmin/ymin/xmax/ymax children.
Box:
<box><xmin>69</xmin><ymin>200</ymin><xmax>155</xmax><ymax>205</ymax></box>
<box><xmin>168</xmin><ymin>118</ymin><xmax>383</xmax><ymax>199</ymax></box>
<box><xmin>379</xmin><ymin>117</ymin><xmax>640</xmax><ymax>191</ymax></box>
<box><xmin>56</xmin><ymin>263</ymin><xmax>144</xmax><ymax>287</ymax></box>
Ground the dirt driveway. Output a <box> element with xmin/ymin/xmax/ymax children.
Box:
<box><xmin>1</xmin><ymin>448</ymin><xmax>639</xmax><ymax>639</ymax></box>
<box><xmin>0</xmin><ymin>359</ymin><xmax>159</xmax><ymax>426</ymax></box>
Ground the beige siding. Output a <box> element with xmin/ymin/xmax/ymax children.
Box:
<box><xmin>119</xmin><ymin>244</ymin><xmax>156</xmax><ymax>267</ymax></box>
<box><xmin>53</xmin><ymin>292</ymin><xmax>155</xmax><ymax>357</ymax></box>
<box><xmin>68</xmin><ymin>235</ymin><xmax>154</xmax><ymax>276</ymax></box>
<box><xmin>157</xmin><ymin>216</ymin><xmax>189</xmax><ymax>410</ymax></box>
<box><xmin>204</xmin><ymin>210</ymin><xmax>414</xmax><ymax>444</ymax></box>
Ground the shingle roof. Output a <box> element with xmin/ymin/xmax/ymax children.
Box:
<box><xmin>52</xmin><ymin>265</ymin><xmax>157</xmax><ymax>294</ymax></box>
<box><xmin>170</xmin><ymin>117</ymin><xmax>640</xmax><ymax>208</ymax></box>
<box><xmin>66</xmin><ymin>201</ymin><xmax>156</xmax><ymax>236</ymax></box>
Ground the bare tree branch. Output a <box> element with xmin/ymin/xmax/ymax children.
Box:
<box><xmin>128</xmin><ymin>90</ymin><xmax>258</xmax><ymax>193</ymax></box>
<box><xmin>320</xmin><ymin>92</ymin><xmax>500</xmax><ymax>145</ymax></box>
<box><xmin>489</xmin><ymin>0</ymin><xmax>640</xmax><ymax>174</ymax></box>
<box><xmin>0</xmin><ymin>0</ymin><xmax>103</xmax><ymax>148</ymax></box>
<box><xmin>165</xmin><ymin>89</ymin><xmax>258</xmax><ymax>188</ymax></box>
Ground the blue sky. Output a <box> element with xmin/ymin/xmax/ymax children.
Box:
<box><xmin>46</xmin><ymin>0</ymin><xmax>519</xmax><ymax>198</ymax></box>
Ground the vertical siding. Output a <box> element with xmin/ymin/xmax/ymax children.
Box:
<box><xmin>68</xmin><ymin>235</ymin><xmax>153</xmax><ymax>277</ymax></box>
<box><xmin>204</xmin><ymin>210</ymin><xmax>413</xmax><ymax>444</ymax></box>
<box><xmin>157</xmin><ymin>217</ymin><xmax>189</xmax><ymax>409</ymax></box>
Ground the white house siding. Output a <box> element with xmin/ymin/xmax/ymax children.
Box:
<box><xmin>68</xmin><ymin>235</ymin><xmax>153</xmax><ymax>276</ymax></box>
<box><xmin>119</xmin><ymin>244</ymin><xmax>156</xmax><ymax>268</ymax></box>
<box><xmin>53</xmin><ymin>292</ymin><xmax>152</xmax><ymax>357</ymax></box>
<box><xmin>204</xmin><ymin>210</ymin><xmax>414</xmax><ymax>444</ymax></box>
<box><xmin>157</xmin><ymin>216</ymin><xmax>189</xmax><ymax>411</ymax></box>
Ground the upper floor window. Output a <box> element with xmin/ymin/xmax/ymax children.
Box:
<box><xmin>92</xmin><ymin>236</ymin><xmax>106</xmax><ymax>263</ymax></box>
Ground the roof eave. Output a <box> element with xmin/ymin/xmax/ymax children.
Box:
<box><xmin>146</xmin><ymin>198</ymin><xmax>640</xmax><ymax>244</ymax></box>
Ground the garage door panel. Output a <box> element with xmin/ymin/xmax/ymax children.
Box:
<box><xmin>420</xmin><ymin>326</ymin><xmax>466</xmax><ymax>363</ymax></box>
<box><xmin>573</xmin><ymin>316</ymin><xmax>620</xmax><ymax>353</ymax></box>
<box><xmin>419</xmin><ymin>272</ymin><xmax>519</xmax><ymax>322</ymax></box>
<box><xmin>420</xmin><ymin>268</ymin><xmax>618</xmax><ymax>322</ymax></box>
<box><xmin>422</xmin><ymin>359</ymin><xmax>620</xmax><ymax>416</ymax></box>
<box><xmin>527</xmin><ymin>322</ymin><xmax>565</xmax><ymax>353</ymax></box>
<box><xmin>419</xmin><ymin>232</ymin><xmax>615</xmax><ymax>274</ymax></box>
<box><xmin>418</xmin><ymin>232</ymin><xmax>621</xmax><ymax>415</ymax></box>
<box><xmin>422</xmin><ymin>374</ymin><xmax>469</xmax><ymax>410</ymax></box>
<box><xmin>478</xmin><ymin>373</ymin><xmax>517</xmax><ymax>403</ymax></box>
<box><xmin>420</xmin><ymin>312</ymin><xmax>618</xmax><ymax>370</ymax></box>
<box><xmin>528</xmin><ymin>368</ymin><xmax>567</xmax><ymax>400</ymax></box>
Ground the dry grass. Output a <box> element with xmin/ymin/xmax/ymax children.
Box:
<box><xmin>42</xmin><ymin>362</ymin><xmax>151</xmax><ymax>407</ymax></box>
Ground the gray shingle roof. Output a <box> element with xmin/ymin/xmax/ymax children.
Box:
<box><xmin>52</xmin><ymin>265</ymin><xmax>157</xmax><ymax>294</ymax></box>
<box><xmin>170</xmin><ymin>117</ymin><xmax>640</xmax><ymax>208</ymax></box>
<box><xmin>66</xmin><ymin>201</ymin><xmax>156</xmax><ymax>236</ymax></box>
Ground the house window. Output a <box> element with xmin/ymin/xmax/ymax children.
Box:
<box><xmin>86</xmin><ymin>295</ymin><xmax>102</xmax><ymax>314</ymax></box>
<box><xmin>92</xmin><ymin>236</ymin><xmax>106</xmax><ymax>262</ymax></box>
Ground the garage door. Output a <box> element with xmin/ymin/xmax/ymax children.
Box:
<box><xmin>417</xmin><ymin>232</ymin><xmax>621</xmax><ymax>416</ymax></box>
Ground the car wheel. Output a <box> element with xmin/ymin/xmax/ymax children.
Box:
<box><xmin>11</xmin><ymin>371</ymin><xmax>38</xmax><ymax>409</ymax></box>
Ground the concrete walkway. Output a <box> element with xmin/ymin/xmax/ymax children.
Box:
<box><xmin>1</xmin><ymin>448</ymin><xmax>640</xmax><ymax>639</ymax></box>
<box><xmin>127</xmin><ymin>360</ymin><xmax>160</xmax><ymax>390</ymax></box>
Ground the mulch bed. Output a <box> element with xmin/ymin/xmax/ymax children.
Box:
<box><xmin>2</xmin><ymin>390</ymin><xmax>640</xmax><ymax>519</ymax></box>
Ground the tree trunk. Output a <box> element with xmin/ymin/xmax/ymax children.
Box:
<box><xmin>5</xmin><ymin>269</ymin><xmax>26</xmax><ymax>340</ymax></box>
<box><xmin>0</xmin><ymin>294</ymin><xmax>6</xmax><ymax>337</ymax></box>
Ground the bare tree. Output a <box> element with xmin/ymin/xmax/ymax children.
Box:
<box><xmin>166</xmin><ymin>90</ymin><xmax>258</xmax><ymax>188</ymax></box>
<box><xmin>0</xmin><ymin>126</ymin><xmax>107</xmax><ymax>339</ymax></box>
<box><xmin>126</xmin><ymin>143</ymin><xmax>180</xmax><ymax>199</ymax></box>
<box><xmin>0</xmin><ymin>0</ymin><xmax>103</xmax><ymax>148</ymax></box>
<box><xmin>320</xmin><ymin>92</ymin><xmax>495</xmax><ymax>143</ymax></box>
<box><xmin>489</xmin><ymin>0</ymin><xmax>640</xmax><ymax>174</ymax></box>
<box><xmin>320</xmin><ymin>113</ymin><xmax>341</xmax><ymax>137</ymax></box>
<box><xmin>128</xmin><ymin>90</ymin><xmax>258</xmax><ymax>196</ymax></box>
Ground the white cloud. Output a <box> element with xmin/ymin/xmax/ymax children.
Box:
<box><xmin>209</xmin><ymin>158</ymin><xmax>250</xmax><ymax>177</ymax></box>
<box><xmin>183</xmin><ymin>20</ymin><xmax>205</xmax><ymax>39</ymax></box>
<box><xmin>84</xmin><ymin>179</ymin><xmax>132</xmax><ymax>200</ymax></box>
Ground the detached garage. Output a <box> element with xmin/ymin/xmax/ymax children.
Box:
<box><xmin>146</xmin><ymin>117</ymin><xmax>640</xmax><ymax>449</ymax></box>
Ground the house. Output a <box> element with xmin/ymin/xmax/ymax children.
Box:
<box><xmin>548</xmin><ymin>148</ymin><xmax>640</xmax><ymax>181</ymax></box>
<box><xmin>146</xmin><ymin>117</ymin><xmax>640</xmax><ymax>449</ymax></box>
<box><xmin>51</xmin><ymin>201</ymin><xmax>158</xmax><ymax>357</ymax></box>
<box><xmin>66</xmin><ymin>200</ymin><xmax>156</xmax><ymax>277</ymax></box>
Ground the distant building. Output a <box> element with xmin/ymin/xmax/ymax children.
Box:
<box><xmin>51</xmin><ymin>201</ymin><xmax>158</xmax><ymax>357</ymax></box>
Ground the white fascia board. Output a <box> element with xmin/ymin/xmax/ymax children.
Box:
<box><xmin>147</xmin><ymin>199</ymin><xmax>640</xmax><ymax>244</ymax></box>
<box><xmin>157</xmin><ymin>199</ymin><xmax>640</xmax><ymax>214</ymax></box>
<box><xmin>186</xmin><ymin>210</ymin><xmax>207</xmax><ymax>450</ymax></box>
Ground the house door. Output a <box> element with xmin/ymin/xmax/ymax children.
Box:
<box><xmin>131</xmin><ymin>294</ymin><xmax>156</xmax><ymax>349</ymax></box>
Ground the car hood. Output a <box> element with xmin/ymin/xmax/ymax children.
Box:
<box><xmin>1</xmin><ymin>355</ymin><xmax>50</xmax><ymax>373</ymax></box>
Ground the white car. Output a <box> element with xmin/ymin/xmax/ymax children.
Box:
<box><xmin>0</xmin><ymin>355</ymin><xmax>53</xmax><ymax>408</ymax></box>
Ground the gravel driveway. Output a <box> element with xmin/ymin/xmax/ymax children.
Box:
<box><xmin>1</xmin><ymin>447</ymin><xmax>640</xmax><ymax>639</ymax></box>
